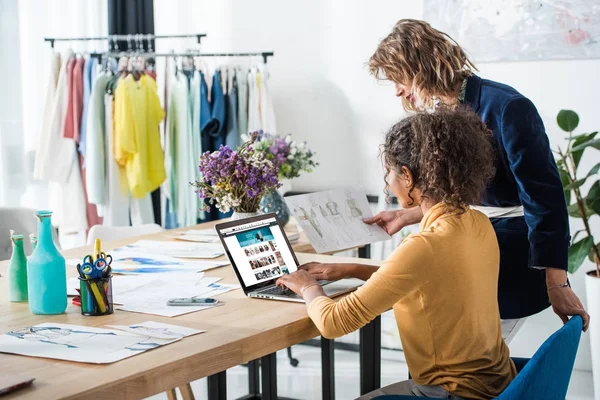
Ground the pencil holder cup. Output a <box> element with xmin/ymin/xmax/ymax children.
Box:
<box><xmin>79</xmin><ymin>276</ymin><xmax>113</xmax><ymax>316</ymax></box>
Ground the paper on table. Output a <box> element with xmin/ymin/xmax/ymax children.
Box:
<box><xmin>197</xmin><ymin>282</ymin><xmax>240</xmax><ymax>298</ymax></box>
<box><xmin>0</xmin><ymin>323</ymin><xmax>180</xmax><ymax>364</ymax></box>
<box><xmin>67</xmin><ymin>272</ymin><xmax>206</xmax><ymax>297</ymax></box>
<box><xmin>119</xmin><ymin>240</ymin><xmax>225</xmax><ymax>259</ymax></box>
<box><xmin>103</xmin><ymin>251</ymin><xmax>228</xmax><ymax>274</ymax></box>
<box><xmin>106</xmin><ymin>321</ymin><xmax>205</xmax><ymax>340</ymax></box>
<box><xmin>285</xmin><ymin>189</ymin><xmax>390</xmax><ymax>253</ymax></box>
<box><xmin>114</xmin><ymin>276</ymin><xmax>229</xmax><ymax>317</ymax></box>
<box><xmin>170</xmin><ymin>233</ymin><xmax>221</xmax><ymax>243</ymax></box>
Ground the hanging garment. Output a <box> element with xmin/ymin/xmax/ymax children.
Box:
<box><xmin>37</xmin><ymin>51</ymin><xmax>78</xmax><ymax>184</ymax></box>
<box><xmin>64</xmin><ymin>57</ymin><xmax>85</xmax><ymax>141</ymax></box>
<box><xmin>102</xmin><ymin>93</ymin><xmax>130</xmax><ymax>226</ymax></box>
<box><xmin>247</xmin><ymin>67</ymin><xmax>262</xmax><ymax>132</ymax></box>
<box><xmin>190</xmin><ymin>70</ymin><xmax>205</xmax><ymax>220</ymax></box>
<box><xmin>35</xmin><ymin>51</ymin><xmax>87</xmax><ymax>233</ymax></box>
<box><xmin>85</xmin><ymin>72</ymin><xmax>113</xmax><ymax>216</ymax></box>
<box><xmin>79</xmin><ymin>56</ymin><xmax>98</xmax><ymax>160</ymax></box>
<box><xmin>164</xmin><ymin>76</ymin><xmax>179</xmax><ymax>228</ymax></box>
<box><xmin>114</xmin><ymin>74</ymin><xmax>166</xmax><ymax>198</ymax></box>
<box><xmin>236</xmin><ymin>67</ymin><xmax>249</xmax><ymax>136</ymax></box>
<box><xmin>210</xmin><ymin>70</ymin><xmax>227</xmax><ymax>150</ymax></box>
<box><xmin>257</xmin><ymin>63</ymin><xmax>277</xmax><ymax>133</ymax></box>
<box><xmin>225</xmin><ymin>74</ymin><xmax>240</xmax><ymax>150</ymax></box>
<box><xmin>164</xmin><ymin>74</ymin><xmax>197</xmax><ymax>228</ymax></box>
<box><xmin>33</xmin><ymin>51</ymin><xmax>61</xmax><ymax>180</ymax></box>
<box><xmin>65</xmin><ymin>56</ymin><xmax>101</xmax><ymax>230</ymax></box>
<box><xmin>199</xmin><ymin>71</ymin><xmax>212</xmax><ymax>153</ymax></box>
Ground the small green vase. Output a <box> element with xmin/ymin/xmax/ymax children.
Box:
<box><xmin>8</xmin><ymin>232</ymin><xmax>28</xmax><ymax>302</ymax></box>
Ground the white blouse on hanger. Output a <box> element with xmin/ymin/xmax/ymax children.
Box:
<box><xmin>257</xmin><ymin>63</ymin><xmax>277</xmax><ymax>133</ymax></box>
<box><xmin>35</xmin><ymin>50</ymin><xmax>87</xmax><ymax>233</ymax></box>
<box><xmin>247</xmin><ymin>67</ymin><xmax>261</xmax><ymax>132</ymax></box>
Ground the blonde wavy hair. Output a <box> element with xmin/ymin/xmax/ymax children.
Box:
<box><xmin>369</xmin><ymin>19</ymin><xmax>477</xmax><ymax>112</ymax></box>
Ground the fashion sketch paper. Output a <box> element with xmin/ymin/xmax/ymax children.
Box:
<box><xmin>285</xmin><ymin>189</ymin><xmax>390</xmax><ymax>253</ymax></box>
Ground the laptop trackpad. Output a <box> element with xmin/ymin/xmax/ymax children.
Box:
<box><xmin>322</xmin><ymin>278</ymin><xmax>363</xmax><ymax>297</ymax></box>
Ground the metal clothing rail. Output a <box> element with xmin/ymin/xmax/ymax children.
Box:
<box><xmin>44</xmin><ymin>33</ymin><xmax>206</xmax><ymax>48</ymax></box>
<box><xmin>90</xmin><ymin>51</ymin><xmax>275</xmax><ymax>64</ymax></box>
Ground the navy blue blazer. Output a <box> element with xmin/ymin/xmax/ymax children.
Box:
<box><xmin>463</xmin><ymin>75</ymin><xmax>570</xmax><ymax>319</ymax></box>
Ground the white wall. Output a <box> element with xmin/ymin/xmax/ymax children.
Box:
<box><xmin>0</xmin><ymin>0</ymin><xmax>25</xmax><ymax>206</ymax></box>
<box><xmin>156</xmin><ymin>0</ymin><xmax>599</xmax><ymax>372</ymax></box>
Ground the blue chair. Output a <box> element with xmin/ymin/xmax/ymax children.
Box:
<box><xmin>375</xmin><ymin>315</ymin><xmax>583</xmax><ymax>400</ymax></box>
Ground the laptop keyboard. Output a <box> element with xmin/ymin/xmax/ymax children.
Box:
<box><xmin>258</xmin><ymin>280</ymin><xmax>331</xmax><ymax>297</ymax></box>
<box><xmin>260</xmin><ymin>286</ymin><xmax>297</xmax><ymax>297</ymax></box>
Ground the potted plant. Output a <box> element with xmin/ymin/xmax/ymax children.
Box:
<box><xmin>248</xmin><ymin>131</ymin><xmax>318</xmax><ymax>225</ymax></box>
<box><xmin>554</xmin><ymin>109</ymin><xmax>599</xmax><ymax>390</ymax></box>
<box><xmin>193</xmin><ymin>133</ymin><xmax>280</xmax><ymax>220</ymax></box>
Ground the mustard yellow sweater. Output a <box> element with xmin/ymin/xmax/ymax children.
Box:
<box><xmin>308</xmin><ymin>203</ymin><xmax>516</xmax><ymax>399</ymax></box>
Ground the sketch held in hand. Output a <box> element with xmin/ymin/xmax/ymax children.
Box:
<box><xmin>289</xmin><ymin>201</ymin><xmax>327</xmax><ymax>249</ymax></box>
<box><xmin>286</xmin><ymin>189</ymin><xmax>390</xmax><ymax>253</ymax></box>
<box><xmin>345</xmin><ymin>190</ymin><xmax>373</xmax><ymax>236</ymax></box>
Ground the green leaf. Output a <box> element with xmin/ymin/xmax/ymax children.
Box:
<box><xmin>563</xmin><ymin>164</ymin><xmax>600</xmax><ymax>190</ymax></box>
<box><xmin>558</xmin><ymin>167</ymin><xmax>572</xmax><ymax>205</ymax></box>
<box><xmin>571</xmin><ymin>132</ymin><xmax>599</xmax><ymax>167</ymax></box>
<box><xmin>567</xmin><ymin>202</ymin><xmax>595</xmax><ymax>218</ymax></box>
<box><xmin>588</xmin><ymin>243</ymin><xmax>600</xmax><ymax>263</ymax></box>
<box><xmin>568</xmin><ymin>236</ymin><xmax>594</xmax><ymax>274</ymax></box>
<box><xmin>557</xmin><ymin>110</ymin><xmax>580</xmax><ymax>132</ymax></box>
<box><xmin>587</xmin><ymin>181</ymin><xmax>600</xmax><ymax>215</ymax></box>
<box><xmin>572</xmin><ymin>138</ymin><xmax>600</xmax><ymax>152</ymax></box>
<box><xmin>572</xmin><ymin>229</ymin><xmax>585</xmax><ymax>244</ymax></box>
<box><xmin>564</xmin><ymin>178</ymin><xmax>587</xmax><ymax>190</ymax></box>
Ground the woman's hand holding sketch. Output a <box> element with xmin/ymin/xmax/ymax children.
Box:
<box><xmin>364</xmin><ymin>207</ymin><xmax>423</xmax><ymax>235</ymax></box>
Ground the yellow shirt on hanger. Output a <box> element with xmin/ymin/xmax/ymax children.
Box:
<box><xmin>114</xmin><ymin>74</ymin><xmax>166</xmax><ymax>198</ymax></box>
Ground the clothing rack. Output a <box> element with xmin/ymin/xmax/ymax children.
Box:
<box><xmin>90</xmin><ymin>51</ymin><xmax>275</xmax><ymax>64</ymax></box>
<box><xmin>44</xmin><ymin>33</ymin><xmax>206</xmax><ymax>48</ymax></box>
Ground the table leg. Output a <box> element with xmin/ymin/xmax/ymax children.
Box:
<box><xmin>208</xmin><ymin>371</ymin><xmax>227</xmax><ymax>400</ymax></box>
<box><xmin>358</xmin><ymin>244</ymin><xmax>371</xmax><ymax>259</ymax></box>
<box><xmin>321</xmin><ymin>337</ymin><xmax>335</xmax><ymax>400</ymax></box>
<box><xmin>167</xmin><ymin>388</ymin><xmax>177</xmax><ymax>400</ymax></box>
<box><xmin>261</xmin><ymin>353</ymin><xmax>277</xmax><ymax>400</ymax></box>
<box><xmin>359</xmin><ymin>315</ymin><xmax>381</xmax><ymax>395</ymax></box>
<box><xmin>248</xmin><ymin>359</ymin><xmax>260</xmax><ymax>395</ymax></box>
<box><xmin>180</xmin><ymin>383</ymin><xmax>196</xmax><ymax>400</ymax></box>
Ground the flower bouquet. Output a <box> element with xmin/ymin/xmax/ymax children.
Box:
<box><xmin>245</xmin><ymin>131</ymin><xmax>318</xmax><ymax>224</ymax></box>
<box><xmin>193</xmin><ymin>134</ymin><xmax>280</xmax><ymax>217</ymax></box>
<box><xmin>251</xmin><ymin>132</ymin><xmax>318</xmax><ymax>180</ymax></box>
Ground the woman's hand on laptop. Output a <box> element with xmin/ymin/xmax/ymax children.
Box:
<box><xmin>276</xmin><ymin>270</ymin><xmax>326</xmax><ymax>305</ymax></box>
<box><xmin>301</xmin><ymin>262</ymin><xmax>347</xmax><ymax>281</ymax></box>
<box><xmin>363</xmin><ymin>208</ymin><xmax>423</xmax><ymax>235</ymax></box>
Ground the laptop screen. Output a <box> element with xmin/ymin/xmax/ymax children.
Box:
<box><xmin>217</xmin><ymin>215</ymin><xmax>299</xmax><ymax>290</ymax></box>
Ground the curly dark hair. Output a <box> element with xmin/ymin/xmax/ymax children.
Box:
<box><xmin>381</xmin><ymin>107</ymin><xmax>495</xmax><ymax>211</ymax></box>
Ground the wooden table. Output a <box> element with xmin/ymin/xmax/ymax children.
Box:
<box><xmin>0</xmin><ymin>222</ymin><xmax>382</xmax><ymax>400</ymax></box>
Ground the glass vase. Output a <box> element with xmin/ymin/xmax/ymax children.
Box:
<box><xmin>8</xmin><ymin>233</ymin><xmax>28</xmax><ymax>302</ymax></box>
<box><xmin>231</xmin><ymin>211</ymin><xmax>261</xmax><ymax>221</ymax></box>
<box><xmin>27</xmin><ymin>210</ymin><xmax>67</xmax><ymax>315</ymax></box>
<box><xmin>260</xmin><ymin>189</ymin><xmax>290</xmax><ymax>226</ymax></box>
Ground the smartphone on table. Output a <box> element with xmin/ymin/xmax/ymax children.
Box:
<box><xmin>166</xmin><ymin>297</ymin><xmax>222</xmax><ymax>306</ymax></box>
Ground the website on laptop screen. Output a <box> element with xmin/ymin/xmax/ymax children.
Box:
<box><xmin>220</xmin><ymin>217</ymin><xmax>298</xmax><ymax>287</ymax></box>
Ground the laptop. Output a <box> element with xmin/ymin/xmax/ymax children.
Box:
<box><xmin>215</xmin><ymin>213</ymin><xmax>362</xmax><ymax>302</ymax></box>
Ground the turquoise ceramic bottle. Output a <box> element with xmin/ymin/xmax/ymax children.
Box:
<box><xmin>27</xmin><ymin>210</ymin><xmax>67</xmax><ymax>314</ymax></box>
<box><xmin>7</xmin><ymin>232</ymin><xmax>28</xmax><ymax>302</ymax></box>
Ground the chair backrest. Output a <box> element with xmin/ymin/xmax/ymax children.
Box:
<box><xmin>0</xmin><ymin>207</ymin><xmax>60</xmax><ymax>261</ymax></box>
<box><xmin>86</xmin><ymin>224</ymin><xmax>164</xmax><ymax>245</ymax></box>
<box><xmin>498</xmin><ymin>315</ymin><xmax>583</xmax><ymax>400</ymax></box>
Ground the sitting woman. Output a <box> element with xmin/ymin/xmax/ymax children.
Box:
<box><xmin>276</xmin><ymin>108</ymin><xmax>516</xmax><ymax>399</ymax></box>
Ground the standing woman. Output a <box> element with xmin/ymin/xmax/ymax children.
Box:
<box><xmin>365</xmin><ymin>19</ymin><xmax>589</xmax><ymax>329</ymax></box>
